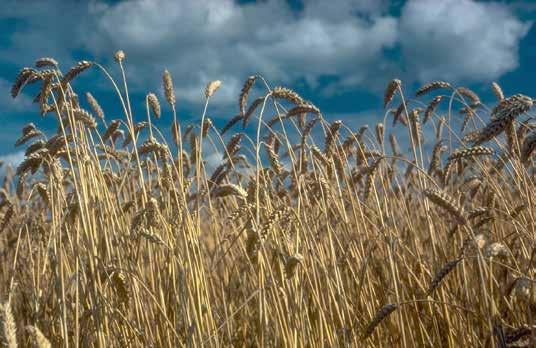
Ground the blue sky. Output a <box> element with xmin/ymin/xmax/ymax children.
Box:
<box><xmin>0</xmin><ymin>0</ymin><xmax>535</xmax><ymax>165</ymax></box>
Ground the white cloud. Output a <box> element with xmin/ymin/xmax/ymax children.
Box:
<box><xmin>0</xmin><ymin>0</ymin><xmax>531</xmax><ymax>110</ymax></box>
<box><xmin>0</xmin><ymin>151</ymin><xmax>24</xmax><ymax>166</ymax></box>
<box><xmin>399</xmin><ymin>0</ymin><xmax>532</xmax><ymax>83</ymax></box>
<box><xmin>0</xmin><ymin>151</ymin><xmax>24</xmax><ymax>177</ymax></box>
<box><xmin>0</xmin><ymin>78</ymin><xmax>32</xmax><ymax>113</ymax></box>
<box><xmin>81</xmin><ymin>0</ymin><xmax>398</xmax><ymax>105</ymax></box>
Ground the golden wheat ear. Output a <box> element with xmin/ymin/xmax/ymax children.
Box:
<box><xmin>0</xmin><ymin>301</ymin><xmax>17</xmax><ymax>348</ymax></box>
<box><xmin>362</xmin><ymin>303</ymin><xmax>398</xmax><ymax>339</ymax></box>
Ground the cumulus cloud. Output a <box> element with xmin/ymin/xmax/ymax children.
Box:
<box><xmin>399</xmin><ymin>0</ymin><xmax>532</xmax><ymax>83</ymax></box>
<box><xmin>83</xmin><ymin>0</ymin><xmax>398</xmax><ymax>104</ymax></box>
<box><xmin>0</xmin><ymin>151</ymin><xmax>24</xmax><ymax>177</ymax></box>
<box><xmin>0</xmin><ymin>0</ymin><xmax>531</xmax><ymax>109</ymax></box>
<box><xmin>0</xmin><ymin>78</ymin><xmax>32</xmax><ymax>113</ymax></box>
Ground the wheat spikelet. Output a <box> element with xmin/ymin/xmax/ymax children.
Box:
<box><xmin>242</xmin><ymin>97</ymin><xmax>264</xmax><ymax>128</ymax></box>
<box><xmin>471</xmin><ymin>117</ymin><xmax>510</xmax><ymax>145</ymax></box>
<box><xmin>332</xmin><ymin>153</ymin><xmax>346</xmax><ymax>179</ymax></box>
<box><xmin>461</xmin><ymin>129</ymin><xmax>480</xmax><ymax>144</ymax></box>
<box><xmin>0</xmin><ymin>301</ymin><xmax>17</xmax><ymax>348</ymax></box>
<box><xmin>205</xmin><ymin>80</ymin><xmax>222</xmax><ymax>98</ymax></box>
<box><xmin>383</xmin><ymin>79</ymin><xmax>401</xmax><ymax>108</ymax></box>
<box><xmin>189</xmin><ymin>132</ymin><xmax>198</xmax><ymax>165</ymax></box>
<box><xmin>508</xmin><ymin>200</ymin><xmax>525</xmax><ymax>219</ymax></box>
<box><xmin>201</xmin><ymin>118</ymin><xmax>212</xmax><ymax>138</ymax></box>
<box><xmin>363</xmin><ymin>157</ymin><xmax>382</xmax><ymax>201</ymax></box>
<box><xmin>392</xmin><ymin>103</ymin><xmax>408</xmax><ymax>126</ymax></box>
<box><xmin>505</xmin><ymin>120</ymin><xmax>517</xmax><ymax>155</ymax></box>
<box><xmin>267</xmin><ymin>104</ymin><xmax>319</xmax><ymax>127</ymax></box>
<box><xmin>239</xmin><ymin>75</ymin><xmax>257</xmax><ymax>116</ymax></box>
<box><xmin>84</xmin><ymin>92</ymin><xmax>104</xmax><ymax>120</ymax></box>
<box><xmin>111</xmin><ymin>271</ymin><xmax>130</xmax><ymax>306</ymax></box>
<box><xmin>226</xmin><ymin>202</ymin><xmax>254</xmax><ymax>222</ymax></box>
<box><xmin>230</xmin><ymin>154</ymin><xmax>249</xmax><ymax>168</ymax></box>
<box><xmin>122</xmin><ymin>122</ymin><xmax>147</xmax><ymax>147</ymax></box>
<box><xmin>339</xmin><ymin>134</ymin><xmax>356</xmax><ymax>154</ymax></box>
<box><xmin>301</xmin><ymin>118</ymin><xmax>319</xmax><ymax>144</ymax></box>
<box><xmin>110</xmin><ymin>129</ymin><xmax>124</xmax><ymax>144</ymax></box>
<box><xmin>11</xmin><ymin>67</ymin><xmax>39</xmax><ymax>98</ymax></box>
<box><xmin>245</xmin><ymin>224</ymin><xmax>262</xmax><ymax>259</ymax></box>
<box><xmin>409</xmin><ymin>108</ymin><xmax>422</xmax><ymax>146</ymax></box>
<box><xmin>512</xmin><ymin>277</ymin><xmax>536</xmax><ymax>304</ymax></box>
<box><xmin>212</xmin><ymin>184</ymin><xmax>248</xmax><ymax>200</ymax></box>
<box><xmin>271</xmin><ymin>86</ymin><xmax>304</xmax><ymax>105</ymax></box>
<box><xmin>427</xmin><ymin>258</ymin><xmax>462</xmax><ymax>295</ymax></box>
<box><xmin>389</xmin><ymin>134</ymin><xmax>400</xmax><ymax>156</ymax></box>
<box><xmin>375</xmin><ymin>123</ymin><xmax>384</xmax><ymax>147</ymax></box>
<box><xmin>147</xmin><ymin>93</ymin><xmax>161</xmax><ymax>120</ymax></box>
<box><xmin>138</xmin><ymin>138</ymin><xmax>167</xmax><ymax>157</ymax></box>
<box><xmin>466</xmin><ymin>207</ymin><xmax>488</xmax><ymax>220</ymax></box>
<box><xmin>436</xmin><ymin>116</ymin><xmax>445</xmax><ymax>140</ymax></box>
<box><xmin>516</xmin><ymin>120</ymin><xmax>533</xmax><ymax>147</ymax></box>
<box><xmin>24</xmin><ymin>140</ymin><xmax>46</xmax><ymax>157</ymax></box>
<box><xmin>311</xmin><ymin>145</ymin><xmax>330</xmax><ymax>168</ymax></box>
<box><xmin>34</xmin><ymin>183</ymin><xmax>49</xmax><ymax>206</ymax></box>
<box><xmin>505</xmin><ymin>326</ymin><xmax>533</xmax><ymax>345</ymax></box>
<box><xmin>287</xmin><ymin>104</ymin><xmax>320</xmax><ymax>118</ymax></box>
<box><xmin>447</xmin><ymin>146</ymin><xmax>494</xmax><ymax>162</ymax></box>
<box><xmin>265</xmin><ymin>141</ymin><xmax>283</xmax><ymax>175</ymax></box>
<box><xmin>484</xmin><ymin>242</ymin><xmax>509</xmax><ymax>259</ymax></box>
<box><xmin>97</xmin><ymin>144</ymin><xmax>125</xmax><ymax>161</ymax></box>
<box><xmin>363</xmin><ymin>303</ymin><xmax>398</xmax><ymax>339</ymax></box>
<box><xmin>34</xmin><ymin>57</ymin><xmax>58</xmax><ymax>69</ymax></box>
<box><xmin>423</xmin><ymin>95</ymin><xmax>443</xmax><ymax>124</ymax></box>
<box><xmin>459</xmin><ymin>233</ymin><xmax>487</xmax><ymax>257</ymax></box>
<box><xmin>221</xmin><ymin>115</ymin><xmax>243</xmax><ymax>135</ymax></box>
<box><xmin>61</xmin><ymin>60</ymin><xmax>92</xmax><ymax>86</ymax></box>
<box><xmin>162</xmin><ymin>69</ymin><xmax>176</xmax><ymax>107</ymax></box>
<box><xmin>284</xmin><ymin>254</ymin><xmax>304</xmax><ymax>279</ymax></box>
<box><xmin>461</xmin><ymin>176</ymin><xmax>482</xmax><ymax>198</ymax></box>
<box><xmin>456</xmin><ymin>87</ymin><xmax>480</xmax><ymax>106</ymax></box>
<box><xmin>67</xmin><ymin>90</ymin><xmax>80</xmax><ymax>108</ymax></box>
<box><xmin>102</xmin><ymin>120</ymin><xmax>121</xmax><ymax>143</ymax></box>
<box><xmin>46</xmin><ymin>135</ymin><xmax>70</xmax><ymax>156</ymax></box>
<box><xmin>15</xmin><ymin>129</ymin><xmax>43</xmax><ymax>147</ymax></box>
<box><xmin>460</xmin><ymin>106</ymin><xmax>476</xmax><ymax>133</ymax></box>
<box><xmin>114</xmin><ymin>50</ymin><xmax>125</xmax><ymax>62</ymax></box>
<box><xmin>520</xmin><ymin>130</ymin><xmax>536</xmax><ymax>163</ymax></box>
<box><xmin>22</xmin><ymin>123</ymin><xmax>38</xmax><ymax>136</ymax></box>
<box><xmin>428</xmin><ymin>140</ymin><xmax>446</xmax><ymax>175</ymax></box>
<box><xmin>259</xmin><ymin>206</ymin><xmax>290</xmax><ymax>239</ymax></box>
<box><xmin>437</xmin><ymin>163</ymin><xmax>451</xmax><ymax>185</ymax></box>
<box><xmin>491</xmin><ymin>82</ymin><xmax>504</xmax><ymax>101</ymax></box>
<box><xmin>416</xmin><ymin>81</ymin><xmax>452</xmax><ymax>96</ymax></box>
<box><xmin>37</xmin><ymin>77</ymin><xmax>53</xmax><ymax>116</ymax></box>
<box><xmin>71</xmin><ymin>108</ymin><xmax>97</xmax><ymax>128</ymax></box>
<box><xmin>169</xmin><ymin>121</ymin><xmax>182</xmax><ymax>149</ymax></box>
<box><xmin>16</xmin><ymin>151</ymin><xmax>45</xmax><ymax>176</ymax></box>
<box><xmin>208</xmin><ymin>165</ymin><xmax>227</xmax><ymax>189</ymax></box>
<box><xmin>324</xmin><ymin>120</ymin><xmax>342</xmax><ymax>157</ymax></box>
<box><xmin>26</xmin><ymin>325</ymin><xmax>50</xmax><ymax>348</ymax></box>
<box><xmin>356</xmin><ymin>149</ymin><xmax>382</xmax><ymax>166</ymax></box>
<box><xmin>37</xmin><ymin>69</ymin><xmax>57</xmax><ymax>80</ymax></box>
<box><xmin>224</xmin><ymin>133</ymin><xmax>243</xmax><ymax>159</ymax></box>
<box><xmin>491</xmin><ymin>94</ymin><xmax>533</xmax><ymax>122</ymax></box>
<box><xmin>139</xmin><ymin>198</ymin><xmax>161</xmax><ymax>230</ymax></box>
<box><xmin>357</xmin><ymin>125</ymin><xmax>369</xmax><ymax>140</ymax></box>
<box><xmin>423</xmin><ymin>188</ymin><xmax>466</xmax><ymax>224</ymax></box>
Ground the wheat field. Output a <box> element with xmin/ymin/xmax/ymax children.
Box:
<box><xmin>0</xmin><ymin>52</ymin><xmax>535</xmax><ymax>347</ymax></box>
